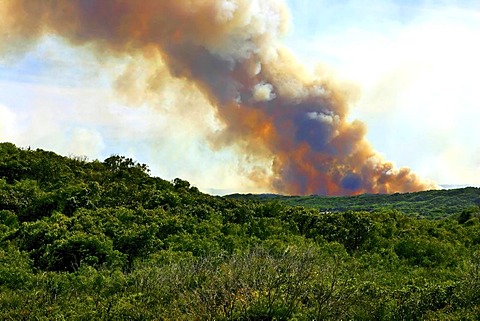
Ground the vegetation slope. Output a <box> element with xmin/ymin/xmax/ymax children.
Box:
<box><xmin>228</xmin><ymin>187</ymin><xmax>480</xmax><ymax>219</ymax></box>
<box><xmin>1</xmin><ymin>142</ymin><xmax>480</xmax><ymax>320</ymax></box>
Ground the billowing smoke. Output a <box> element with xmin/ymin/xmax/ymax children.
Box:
<box><xmin>1</xmin><ymin>0</ymin><xmax>437</xmax><ymax>195</ymax></box>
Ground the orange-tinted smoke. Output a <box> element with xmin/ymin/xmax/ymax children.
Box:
<box><xmin>2</xmin><ymin>0</ymin><xmax>437</xmax><ymax>195</ymax></box>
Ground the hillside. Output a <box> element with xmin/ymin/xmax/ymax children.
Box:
<box><xmin>228</xmin><ymin>187</ymin><xmax>480</xmax><ymax>219</ymax></box>
<box><xmin>1</xmin><ymin>142</ymin><xmax>480</xmax><ymax>320</ymax></box>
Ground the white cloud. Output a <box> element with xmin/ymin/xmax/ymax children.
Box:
<box><xmin>68</xmin><ymin>128</ymin><xmax>105</xmax><ymax>158</ymax></box>
<box><xmin>0</xmin><ymin>103</ymin><xmax>17</xmax><ymax>140</ymax></box>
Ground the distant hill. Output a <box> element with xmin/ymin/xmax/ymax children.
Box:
<box><xmin>228</xmin><ymin>187</ymin><xmax>480</xmax><ymax>219</ymax></box>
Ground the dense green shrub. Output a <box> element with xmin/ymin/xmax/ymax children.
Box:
<box><xmin>2</xmin><ymin>142</ymin><xmax>480</xmax><ymax>319</ymax></box>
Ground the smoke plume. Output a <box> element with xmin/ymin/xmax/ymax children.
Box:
<box><xmin>1</xmin><ymin>0</ymin><xmax>437</xmax><ymax>195</ymax></box>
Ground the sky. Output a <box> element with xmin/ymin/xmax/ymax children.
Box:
<box><xmin>284</xmin><ymin>0</ymin><xmax>480</xmax><ymax>189</ymax></box>
<box><xmin>0</xmin><ymin>0</ymin><xmax>479</xmax><ymax>194</ymax></box>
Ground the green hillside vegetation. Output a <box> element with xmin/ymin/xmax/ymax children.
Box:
<box><xmin>1</xmin><ymin>142</ymin><xmax>480</xmax><ymax>320</ymax></box>
<box><xmin>228</xmin><ymin>187</ymin><xmax>480</xmax><ymax>219</ymax></box>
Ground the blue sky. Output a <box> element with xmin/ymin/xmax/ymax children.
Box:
<box><xmin>1</xmin><ymin>0</ymin><xmax>479</xmax><ymax>193</ymax></box>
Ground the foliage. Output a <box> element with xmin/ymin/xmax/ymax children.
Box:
<box><xmin>1</xmin><ymin>142</ymin><xmax>480</xmax><ymax>319</ymax></box>
<box><xmin>230</xmin><ymin>186</ymin><xmax>480</xmax><ymax>219</ymax></box>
